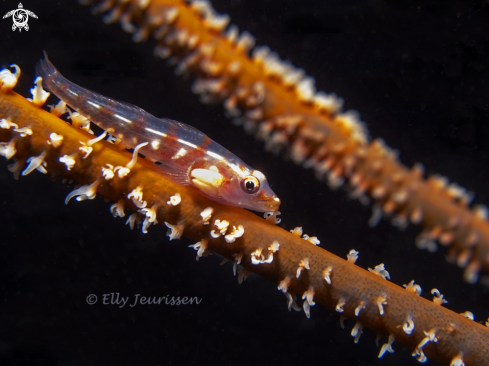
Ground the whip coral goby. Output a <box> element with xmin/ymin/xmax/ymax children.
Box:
<box><xmin>35</xmin><ymin>54</ymin><xmax>280</xmax><ymax>212</ymax></box>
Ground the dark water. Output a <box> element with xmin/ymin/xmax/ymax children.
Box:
<box><xmin>0</xmin><ymin>1</ymin><xmax>488</xmax><ymax>365</ymax></box>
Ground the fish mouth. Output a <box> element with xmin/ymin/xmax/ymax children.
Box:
<box><xmin>254</xmin><ymin>196</ymin><xmax>281</xmax><ymax>211</ymax></box>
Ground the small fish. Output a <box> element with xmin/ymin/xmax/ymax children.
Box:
<box><xmin>36</xmin><ymin>54</ymin><xmax>280</xmax><ymax>212</ymax></box>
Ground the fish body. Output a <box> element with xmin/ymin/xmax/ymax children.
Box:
<box><xmin>36</xmin><ymin>55</ymin><xmax>280</xmax><ymax>212</ymax></box>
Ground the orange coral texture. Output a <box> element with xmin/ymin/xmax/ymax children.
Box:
<box><xmin>1</xmin><ymin>78</ymin><xmax>489</xmax><ymax>364</ymax></box>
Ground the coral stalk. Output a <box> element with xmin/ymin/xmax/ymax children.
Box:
<box><xmin>1</xmin><ymin>73</ymin><xmax>489</xmax><ymax>365</ymax></box>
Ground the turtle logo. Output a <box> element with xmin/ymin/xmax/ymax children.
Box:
<box><xmin>3</xmin><ymin>3</ymin><xmax>38</xmax><ymax>32</ymax></box>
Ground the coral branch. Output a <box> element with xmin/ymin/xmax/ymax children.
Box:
<box><xmin>81</xmin><ymin>0</ymin><xmax>489</xmax><ymax>284</ymax></box>
<box><xmin>1</xmin><ymin>74</ymin><xmax>489</xmax><ymax>365</ymax></box>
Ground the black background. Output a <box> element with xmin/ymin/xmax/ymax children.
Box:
<box><xmin>1</xmin><ymin>0</ymin><xmax>489</xmax><ymax>365</ymax></box>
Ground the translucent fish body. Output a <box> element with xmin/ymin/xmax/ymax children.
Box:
<box><xmin>36</xmin><ymin>55</ymin><xmax>280</xmax><ymax>212</ymax></box>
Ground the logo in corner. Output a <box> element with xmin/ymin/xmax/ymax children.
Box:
<box><xmin>3</xmin><ymin>3</ymin><xmax>37</xmax><ymax>32</ymax></box>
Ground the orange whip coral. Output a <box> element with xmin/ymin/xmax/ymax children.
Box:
<box><xmin>2</xmin><ymin>61</ymin><xmax>489</xmax><ymax>365</ymax></box>
<box><xmin>1</xmin><ymin>1</ymin><xmax>489</xmax><ymax>365</ymax></box>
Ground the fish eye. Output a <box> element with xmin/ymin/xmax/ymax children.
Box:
<box><xmin>240</xmin><ymin>176</ymin><xmax>260</xmax><ymax>194</ymax></box>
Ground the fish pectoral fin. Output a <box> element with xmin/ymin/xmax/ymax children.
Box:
<box><xmin>152</xmin><ymin>160</ymin><xmax>190</xmax><ymax>186</ymax></box>
<box><xmin>191</xmin><ymin>168</ymin><xmax>224</xmax><ymax>197</ymax></box>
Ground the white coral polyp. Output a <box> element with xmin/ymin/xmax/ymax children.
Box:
<box><xmin>110</xmin><ymin>200</ymin><xmax>125</xmax><ymax>218</ymax></box>
<box><xmin>189</xmin><ymin>239</ymin><xmax>209</xmax><ymax>260</ymax></box>
<box><xmin>65</xmin><ymin>179</ymin><xmax>100</xmax><ymax>204</ymax></box>
<box><xmin>48</xmin><ymin>133</ymin><xmax>64</xmax><ymax>148</ymax></box>
<box><xmin>14</xmin><ymin>126</ymin><xmax>32</xmax><ymax>137</ymax></box>
<box><xmin>167</xmin><ymin>193</ymin><xmax>181</xmax><ymax>206</ymax></box>
<box><xmin>101</xmin><ymin>164</ymin><xmax>115</xmax><ymax>180</ymax></box>
<box><xmin>22</xmin><ymin>150</ymin><xmax>47</xmax><ymax>176</ymax></box>
<box><xmin>200</xmin><ymin>207</ymin><xmax>214</xmax><ymax>225</ymax></box>
<box><xmin>224</xmin><ymin>225</ymin><xmax>244</xmax><ymax>243</ymax></box>
<box><xmin>0</xmin><ymin>64</ymin><xmax>20</xmax><ymax>92</ymax></box>
<box><xmin>0</xmin><ymin>140</ymin><xmax>16</xmax><ymax>160</ymax></box>
<box><xmin>59</xmin><ymin>154</ymin><xmax>76</xmax><ymax>171</ymax></box>
<box><xmin>165</xmin><ymin>221</ymin><xmax>184</xmax><ymax>240</ymax></box>
<box><xmin>29</xmin><ymin>76</ymin><xmax>50</xmax><ymax>107</ymax></box>
<box><xmin>0</xmin><ymin>117</ymin><xmax>18</xmax><ymax>130</ymax></box>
